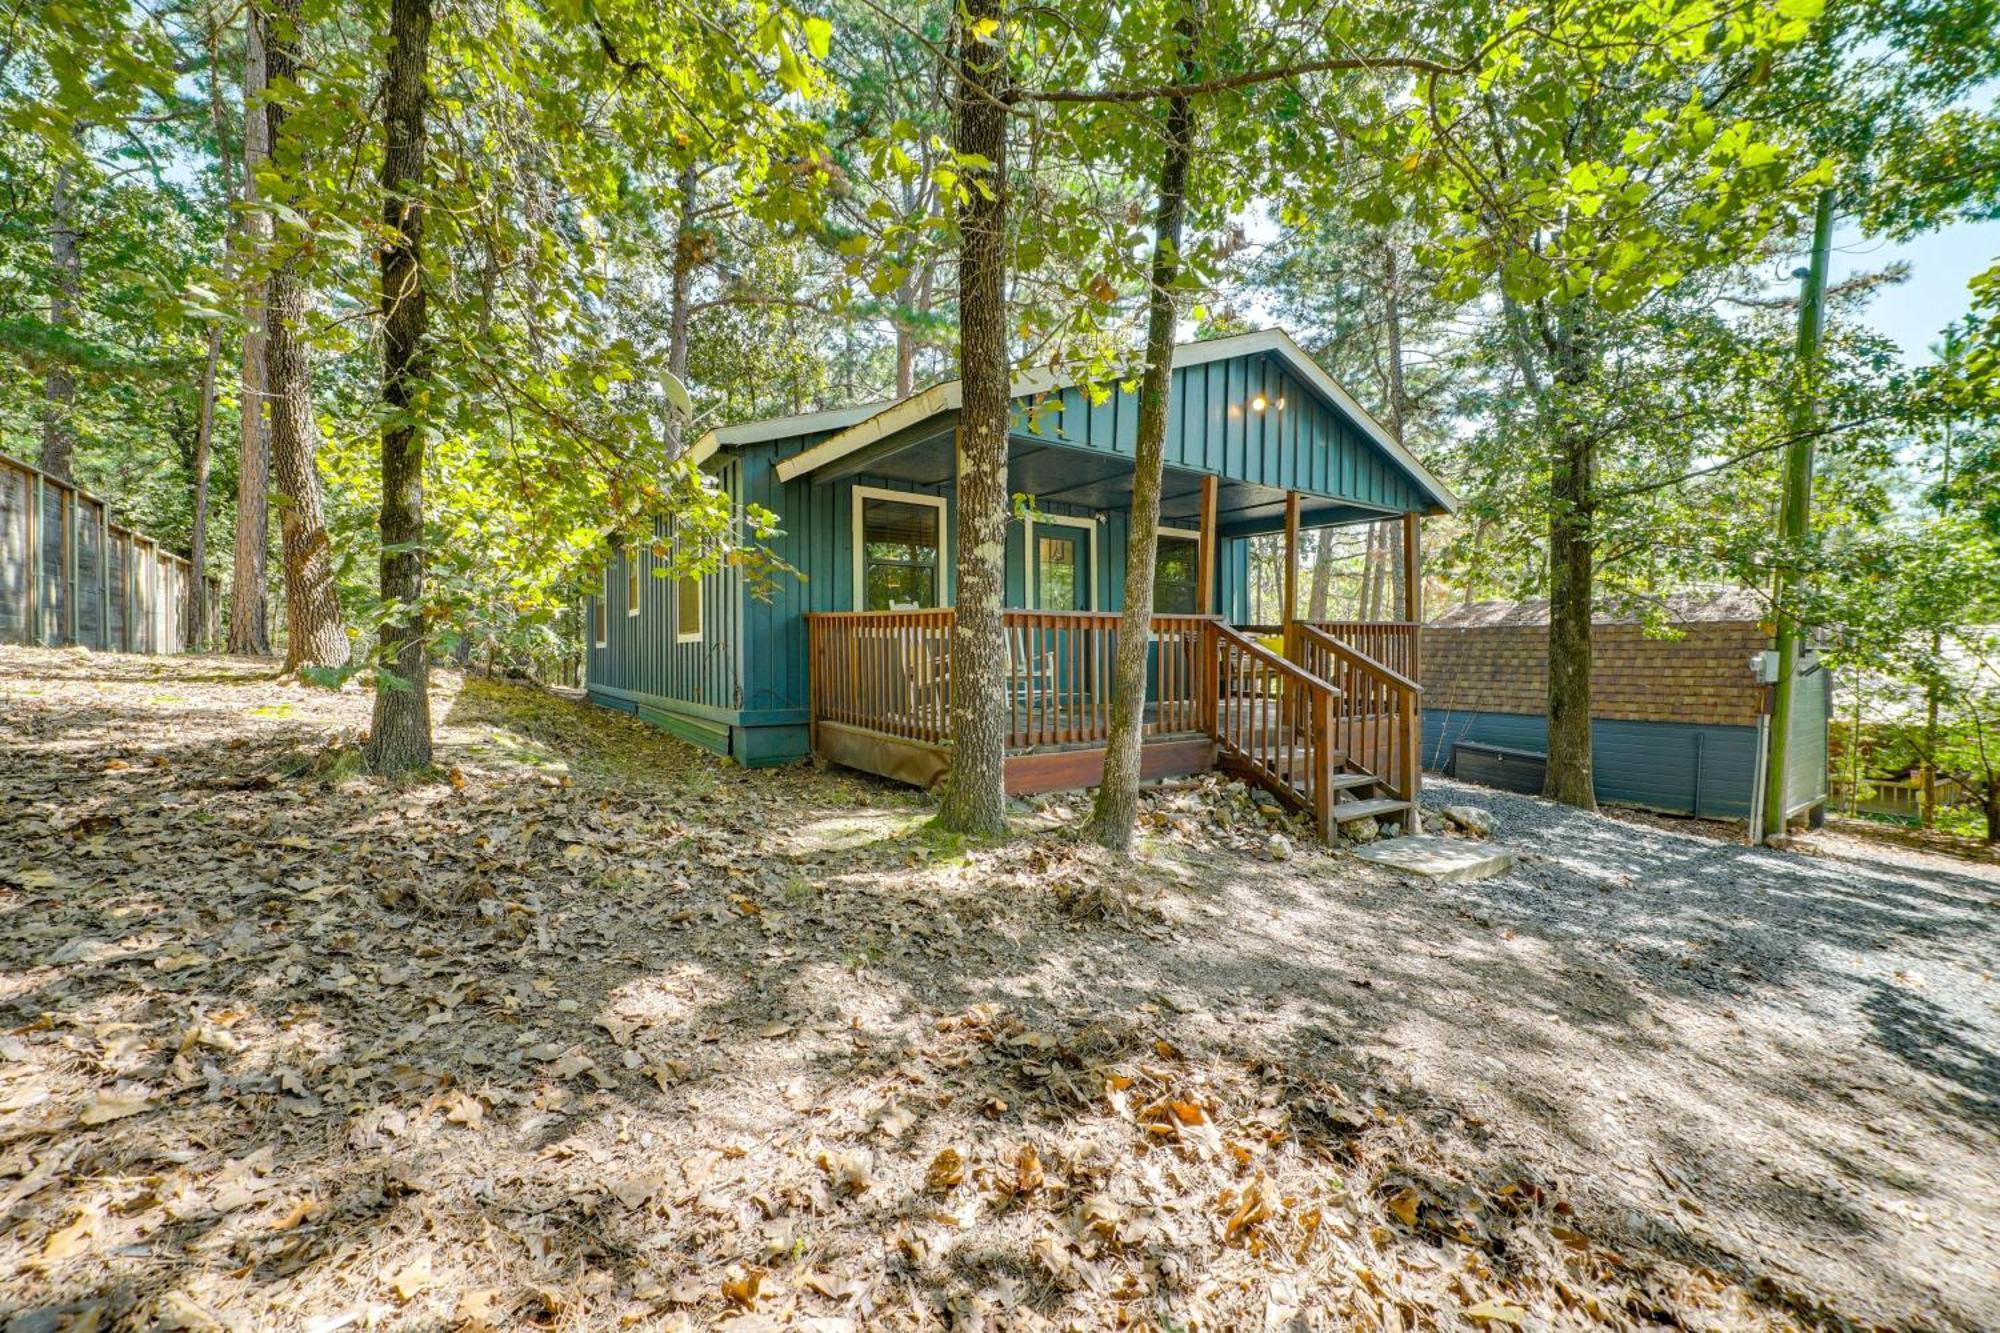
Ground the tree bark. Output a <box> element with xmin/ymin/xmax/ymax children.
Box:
<box><xmin>1306</xmin><ymin>526</ymin><xmax>1334</xmax><ymax>620</ymax></box>
<box><xmin>189</xmin><ymin>14</ymin><xmax>239</xmax><ymax>652</ymax></box>
<box><xmin>1380</xmin><ymin>234</ymin><xmax>1409</xmax><ymax>446</ymax></box>
<box><xmin>229</xmin><ymin>3</ymin><xmax>272</xmax><ymax>657</ymax></box>
<box><xmin>264</xmin><ymin>0</ymin><xmax>350</xmax><ymax>672</ymax></box>
<box><xmin>934</xmin><ymin>0</ymin><xmax>1011</xmax><ymax>837</ymax></box>
<box><xmin>364</xmin><ymin>0</ymin><xmax>432</xmax><ymax>774</ymax></box>
<box><xmin>1542</xmin><ymin>312</ymin><xmax>1596</xmax><ymax>809</ymax></box>
<box><xmin>41</xmin><ymin>159</ymin><xmax>80</xmax><ymax>484</ymax></box>
<box><xmin>666</xmin><ymin>156</ymin><xmax>698</xmax><ymax>452</ymax></box>
<box><xmin>1091</xmin><ymin>17</ymin><xmax>1196</xmax><ymax>855</ymax></box>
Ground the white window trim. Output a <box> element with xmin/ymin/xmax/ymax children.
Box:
<box><xmin>593</xmin><ymin>568</ymin><xmax>608</xmax><ymax>647</ymax></box>
<box><xmin>1154</xmin><ymin>526</ymin><xmax>1205</xmax><ymax>615</ymax></box>
<box><xmin>851</xmin><ymin>484</ymin><xmax>950</xmax><ymax>611</ymax></box>
<box><xmin>675</xmin><ymin>570</ymin><xmax>704</xmax><ymax>644</ymax></box>
<box><xmin>1025</xmin><ymin>513</ymin><xmax>1098</xmax><ymax>610</ymax></box>
<box><xmin>626</xmin><ymin>548</ymin><xmax>642</xmax><ymax>617</ymax></box>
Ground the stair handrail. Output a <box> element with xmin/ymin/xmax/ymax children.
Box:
<box><xmin>1207</xmin><ymin>622</ymin><xmax>1344</xmax><ymax>837</ymax></box>
<box><xmin>1293</xmin><ymin>622</ymin><xmax>1422</xmax><ymax>826</ymax></box>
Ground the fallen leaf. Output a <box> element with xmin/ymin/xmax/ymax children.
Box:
<box><xmin>817</xmin><ymin>1148</ymin><xmax>873</xmax><ymax>1196</ymax></box>
<box><xmin>454</xmin><ymin>1288</ymin><xmax>501</xmax><ymax>1327</ymax></box>
<box><xmin>1225</xmin><ymin>1173</ymin><xmax>1273</xmax><ymax>1241</ymax></box>
<box><xmin>1387</xmin><ymin>1186</ymin><xmax>1421</xmax><ymax>1228</ymax></box>
<box><xmin>926</xmin><ymin>1147</ymin><xmax>965</xmax><ymax>1192</ymax></box>
<box><xmin>78</xmin><ymin>1090</ymin><xmax>153</xmax><ymax>1126</ymax></box>
<box><xmin>1466</xmin><ymin>1299</ymin><xmax>1527</xmax><ymax>1325</ymax></box>
<box><xmin>42</xmin><ymin>1208</ymin><xmax>98</xmax><ymax>1262</ymax></box>
<box><xmin>722</xmin><ymin>1267</ymin><xmax>763</xmax><ymax>1309</ymax></box>
<box><xmin>1013</xmin><ymin>1144</ymin><xmax>1043</xmax><ymax>1194</ymax></box>
<box><xmin>389</xmin><ymin>1253</ymin><xmax>433</xmax><ymax>1301</ymax></box>
<box><xmin>269</xmin><ymin>1198</ymin><xmax>318</xmax><ymax>1231</ymax></box>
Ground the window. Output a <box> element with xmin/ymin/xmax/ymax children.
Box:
<box><xmin>1154</xmin><ymin>529</ymin><xmax>1202</xmax><ymax>614</ymax></box>
<box><xmin>627</xmin><ymin>550</ymin><xmax>642</xmax><ymax>616</ymax></box>
<box><xmin>675</xmin><ymin>573</ymin><xmax>702</xmax><ymax>643</ymax></box>
<box><xmin>853</xmin><ymin>487</ymin><xmax>946</xmax><ymax>610</ymax></box>
<box><xmin>592</xmin><ymin>568</ymin><xmax>608</xmax><ymax>646</ymax></box>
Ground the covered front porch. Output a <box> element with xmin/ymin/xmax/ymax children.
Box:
<box><xmin>792</xmin><ymin>459</ymin><xmax>1427</xmax><ymax>838</ymax></box>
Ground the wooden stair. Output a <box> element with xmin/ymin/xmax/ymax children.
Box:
<box><xmin>1208</xmin><ymin>622</ymin><xmax>1423</xmax><ymax>842</ymax></box>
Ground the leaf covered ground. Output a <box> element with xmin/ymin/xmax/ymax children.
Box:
<box><xmin>1</xmin><ymin>646</ymin><xmax>1995</xmax><ymax>1331</ymax></box>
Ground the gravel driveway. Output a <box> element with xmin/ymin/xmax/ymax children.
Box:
<box><xmin>1345</xmin><ymin>777</ymin><xmax>2000</xmax><ymax>1328</ymax></box>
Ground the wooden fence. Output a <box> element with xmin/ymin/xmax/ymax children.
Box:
<box><xmin>0</xmin><ymin>451</ymin><xmax>198</xmax><ymax>653</ymax></box>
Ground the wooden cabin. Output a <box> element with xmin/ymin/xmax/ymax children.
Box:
<box><xmin>584</xmin><ymin>328</ymin><xmax>1457</xmax><ymax>839</ymax></box>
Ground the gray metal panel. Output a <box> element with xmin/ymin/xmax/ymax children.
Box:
<box><xmin>1785</xmin><ymin>665</ymin><xmax>1831</xmax><ymax>812</ymax></box>
<box><xmin>1422</xmin><ymin>708</ymin><xmax>1765</xmax><ymax>818</ymax></box>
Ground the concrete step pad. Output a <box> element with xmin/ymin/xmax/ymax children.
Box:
<box><xmin>1352</xmin><ymin>834</ymin><xmax>1517</xmax><ymax>883</ymax></box>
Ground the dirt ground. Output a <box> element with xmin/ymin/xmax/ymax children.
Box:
<box><xmin>2</xmin><ymin>645</ymin><xmax>1995</xmax><ymax>1332</ymax></box>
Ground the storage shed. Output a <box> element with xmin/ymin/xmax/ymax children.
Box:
<box><xmin>1420</xmin><ymin>592</ymin><xmax>1829</xmax><ymax>823</ymax></box>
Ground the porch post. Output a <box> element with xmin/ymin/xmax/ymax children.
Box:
<box><xmin>1401</xmin><ymin>512</ymin><xmax>1422</xmax><ymax>663</ymax></box>
<box><xmin>1196</xmin><ymin>473</ymin><xmax>1217</xmax><ymax>616</ymax></box>
<box><xmin>1281</xmin><ymin>490</ymin><xmax>1299</xmax><ymax>645</ymax></box>
<box><xmin>1402</xmin><ymin>510</ymin><xmax>1423</xmax><ymax>832</ymax></box>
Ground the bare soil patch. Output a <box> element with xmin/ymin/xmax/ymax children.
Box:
<box><xmin>2</xmin><ymin>646</ymin><xmax>1995</xmax><ymax>1331</ymax></box>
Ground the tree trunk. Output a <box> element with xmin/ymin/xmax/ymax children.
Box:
<box><xmin>666</xmin><ymin>157</ymin><xmax>697</xmax><ymax>451</ymax></box>
<box><xmin>933</xmin><ymin>0</ymin><xmax>1011</xmax><ymax>837</ymax></box>
<box><xmin>1542</xmin><ymin>314</ymin><xmax>1596</xmax><ymax>810</ymax></box>
<box><xmin>1091</xmin><ymin>18</ymin><xmax>1196</xmax><ymax>856</ymax></box>
<box><xmin>364</xmin><ymin>0</ymin><xmax>433</xmax><ymax>774</ymax></box>
<box><xmin>41</xmin><ymin>159</ymin><xmax>80</xmax><ymax>484</ymax></box>
<box><xmin>229</xmin><ymin>3</ymin><xmax>273</xmax><ymax>657</ymax></box>
<box><xmin>189</xmin><ymin>16</ymin><xmax>239</xmax><ymax>652</ymax></box>
<box><xmin>1306</xmin><ymin>526</ymin><xmax>1334</xmax><ymax>620</ymax></box>
<box><xmin>264</xmin><ymin>0</ymin><xmax>350</xmax><ymax>672</ymax></box>
<box><xmin>1985</xmin><ymin>792</ymin><xmax>1999</xmax><ymax>846</ymax></box>
<box><xmin>1380</xmin><ymin>234</ymin><xmax>1409</xmax><ymax>446</ymax></box>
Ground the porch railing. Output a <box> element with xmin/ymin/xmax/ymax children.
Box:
<box><xmin>1301</xmin><ymin>619</ymin><xmax>1419</xmax><ymax>681</ymax></box>
<box><xmin>1291</xmin><ymin>622</ymin><xmax>1422</xmax><ymax>806</ymax></box>
<box><xmin>806</xmin><ymin>609</ymin><xmax>1377</xmax><ymax>840</ymax></box>
<box><xmin>807</xmin><ymin>608</ymin><xmax>956</xmax><ymax>746</ymax></box>
<box><xmin>804</xmin><ymin>608</ymin><xmax>1217</xmax><ymax>752</ymax></box>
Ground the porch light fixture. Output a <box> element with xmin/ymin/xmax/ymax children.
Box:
<box><xmin>1251</xmin><ymin>393</ymin><xmax>1268</xmax><ymax>412</ymax></box>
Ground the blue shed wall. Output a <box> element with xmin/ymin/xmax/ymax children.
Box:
<box><xmin>1422</xmin><ymin>709</ymin><xmax>1765</xmax><ymax>820</ymax></box>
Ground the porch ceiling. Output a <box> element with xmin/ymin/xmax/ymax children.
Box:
<box><xmin>824</xmin><ymin>428</ymin><xmax>1399</xmax><ymax>536</ymax></box>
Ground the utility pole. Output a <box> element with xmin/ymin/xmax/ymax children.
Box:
<box><xmin>1763</xmin><ymin>187</ymin><xmax>1835</xmax><ymax>841</ymax></box>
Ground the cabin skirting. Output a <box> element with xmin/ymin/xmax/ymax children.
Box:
<box><xmin>814</xmin><ymin>719</ymin><xmax>1216</xmax><ymax>795</ymax></box>
<box><xmin>586</xmin><ymin>684</ymin><xmax>811</xmax><ymax>768</ymax></box>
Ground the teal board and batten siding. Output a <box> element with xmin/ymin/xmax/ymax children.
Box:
<box><xmin>1016</xmin><ymin>353</ymin><xmax>1428</xmax><ymax>521</ymax></box>
<box><xmin>1421</xmin><ymin>666</ymin><xmax>1831</xmax><ymax>821</ymax></box>
<box><xmin>583</xmin><ymin>456</ymin><xmax>786</xmax><ymax>763</ymax></box>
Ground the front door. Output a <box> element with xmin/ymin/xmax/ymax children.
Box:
<box><xmin>1027</xmin><ymin>525</ymin><xmax>1091</xmax><ymax>732</ymax></box>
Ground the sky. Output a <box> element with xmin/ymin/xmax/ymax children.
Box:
<box><xmin>1825</xmin><ymin>215</ymin><xmax>2000</xmax><ymax>364</ymax></box>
